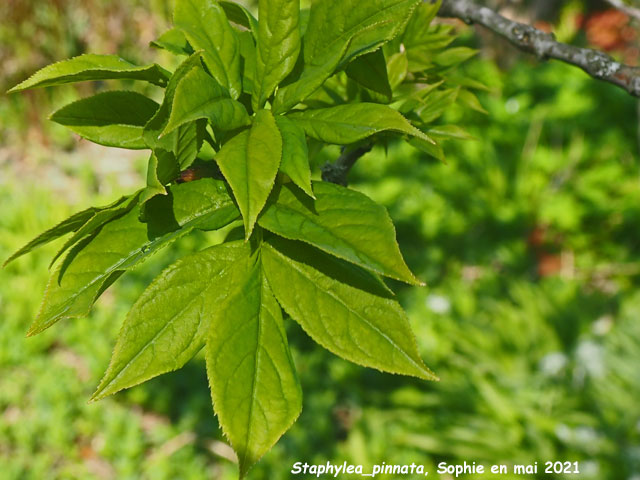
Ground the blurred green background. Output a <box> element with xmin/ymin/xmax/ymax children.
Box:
<box><xmin>1</xmin><ymin>1</ymin><xmax>640</xmax><ymax>479</ymax></box>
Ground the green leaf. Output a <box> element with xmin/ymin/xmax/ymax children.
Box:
<box><xmin>174</xmin><ymin>0</ymin><xmax>242</xmax><ymax>99</ymax></box>
<box><xmin>2</xmin><ymin>198</ymin><xmax>128</xmax><ymax>267</ymax></box>
<box><xmin>143</xmin><ymin>53</ymin><xmax>203</xmax><ymax>150</ymax></box>
<box><xmin>428</xmin><ymin>124</ymin><xmax>475</xmax><ymax>141</ymax></box>
<box><xmin>140</xmin><ymin>152</ymin><xmax>173</xmax><ymax>204</ymax></box>
<box><xmin>49</xmin><ymin>193</ymin><xmax>141</xmax><ymax>268</ymax></box>
<box><xmin>92</xmin><ymin>240</ymin><xmax>254</xmax><ymax>401</ymax></box>
<box><xmin>304</xmin><ymin>0</ymin><xmax>419</xmax><ymax>70</ymax></box>
<box><xmin>415</xmin><ymin>88</ymin><xmax>459</xmax><ymax>124</ymax></box>
<box><xmin>274</xmin><ymin>116</ymin><xmax>313</xmax><ymax>198</ymax></box>
<box><xmin>151</xmin><ymin>28</ymin><xmax>194</xmax><ymax>56</ymax></box>
<box><xmin>220</xmin><ymin>1</ymin><xmax>259</xmax><ymax>37</ymax></box>
<box><xmin>387</xmin><ymin>51</ymin><xmax>408</xmax><ymax>89</ymax></box>
<box><xmin>457</xmin><ymin>89</ymin><xmax>487</xmax><ymax>114</ymax></box>
<box><xmin>259</xmin><ymin>182</ymin><xmax>420</xmax><ymax>284</ymax></box>
<box><xmin>345</xmin><ymin>49</ymin><xmax>392</xmax><ymax>100</ymax></box>
<box><xmin>262</xmin><ymin>237</ymin><xmax>437</xmax><ymax>380</ymax></box>
<box><xmin>216</xmin><ymin>110</ymin><xmax>282</xmax><ymax>239</ymax></box>
<box><xmin>274</xmin><ymin>0</ymin><xmax>417</xmax><ymax>113</ymax></box>
<box><xmin>142</xmin><ymin>54</ymin><xmax>209</xmax><ymax>203</ymax></box>
<box><xmin>253</xmin><ymin>0</ymin><xmax>301</xmax><ymax>111</ymax></box>
<box><xmin>162</xmin><ymin>66</ymin><xmax>250</xmax><ymax>136</ymax></box>
<box><xmin>288</xmin><ymin>103</ymin><xmax>433</xmax><ymax>145</ymax></box>
<box><xmin>51</xmin><ymin>91</ymin><xmax>159</xmax><ymax>150</ymax></box>
<box><xmin>141</xmin><ymin>122</ymin><xmax>205</xmax><ymax>204</ymax></box>
<box><xmin>272</xmin><ymin>44</ymin><xmax>347</xmax><ymax>113</ymax></box>
<box><xmin>409</xmin><ymin>136</ymin><xmax>445</xmax><ymax>162</ymax></box>
<box><xmin>401</xmin><ymin>0</ymin><xmax>441</xmax><ymax>48</ymax></box>
<box><xmin>29</xmin><ymin>179</ymin><xmax>239</xmax><ymax>336</ymax></box>
<box><xmin>433</xmin><ymin>47</ymin><xmax>477</xmax><ymax>67</ymax></box>
<box><xmin>8</xmin><ymin>54</ymin><xmax>170</xmax><ymax>92</ymax></box>
<box><xmin>238</xmin><ymin>31</ymin><xmax>258</xmax><ymax>96</ymax></box>
<box><xmin>206</xmin><ymin>258</ymin><xmax>301</xmax><ymax>478</ymax></box>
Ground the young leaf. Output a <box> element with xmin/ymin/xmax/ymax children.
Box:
<box><xmin>402</xmin><ymin>0</ymin><xmax>442</xmax><ymax>48</ymax></box>
<box><xmin>238</xmin><ymin>31</ymin><xmax>258</xmax><ymax>96</ymax></box>
<box><xmin>409</xmin><ymin>136</ymin><xmax>445</xmax><ymax>162</ymax></box>
<box><xmin>206</xmin><ymin>259</ymin><xmax>301</xmax><ymax>478</ymax></box>
<box><xmin>92</xmin><ymin>241</ymin><xmax>254</xmax><ymax>401</ymax></box>
<box><xmin>151</xmin><ymin>28</ymin><xmax>194</xmax><ymax>56</ymax></box>
<box><xmin>162</xmin><ymin>66</ymin><xmax>250</xmax><ymax>136</ymax></box>
<box><xmin>220</xmin><ymin>1</ymin><xmax>259</xmax><ymax>37</ymax></box>
<box><xmin>142</xmin><ymin>54</ymin><xmax>208</xmax><ymax>201</ymax></box>
<box><xmin>433</xmin><ymin>47</ymin><xmax>477</xmax><ymax>67</ymax></box>
<box><xmin>271</xmin><ymin>43</ymin><xmax>347</xmax><ymax>114</ymax></box>
<box><xmin>276</xmin><ymin>0</ymin><xmax>417</xmax><ymax>113</ymax></box>
<box><xmin>274</xmin><ymin>116</ymin><xmax>313</xmax><ymax>198</ymax></box>
<box><xmin>253</xmin><ymin>0</ymin><xmax>301</xmax><ymax>111</ymax></box>
<box><xmin>2</xmin><ymin>198</ymin><xmax>127</xmax><ymax>267</ymax></box>
<box><xmin>216</xmin><ymin>110</ymin><xmax>282</xmax><ymax>239</ymax></box>
<box><xmin>174</xmin><ymin>0</ymin><xmax>242</xmax><ymax>99</ymax></box>
<box><xmin>50</xmin><ymin>91</ymin><xmax>159</xmax><ymax>150</ymax></box>
<box><xmin>259</xmin><ymin>182</ymin><xmax>420</xmax><ymax>284</ymax></box>
<box><xmin>345</xmin><ymin>49</ymin><xmax>392</xmax><ymax>100</ymax></box>
<box><xmin>457</xmin><ymin>89</ymin><xmax>488</xmax><ymax>114</ymax></box>
<box><xmin>8</xmin><ymin>54</ymin><xmax>170</xmax><ymax>92</ymax></box>
<box><xmin>262</xmin><ymin>237</ymin><xmax>437</xmax><ymax>381</ymax></box>
<box><xmin>143</xmin><ymin>52</ymin><xmax>203</xmax><ymax>150</ymax></box>
<box><xmin>287</xmin><ymin>103</ymin><xmax>433</xmax><ymax>145</ymax></box>
<box><xmin>141</xmin><ymin>121</ymin><xmax>205</xmax><ymax>204</ymax></box>
<box><xmin>29</xmin><ymin>179</ymin><xmax>239</xmax><ymax>336</ymax></box>
<box><xmin>140</xmin><ymin>152</ymin><xmax>174</xmax><ymax>204</ymax></box>
<box><xmin>386</xmin><ymin>51</ymin><xmax>408</xmax><ymax>89</ymax></box>
<box><xmin>303</xmin><ymin>0</ymin><xmax>419</xmax><ymax>70</ymax></box>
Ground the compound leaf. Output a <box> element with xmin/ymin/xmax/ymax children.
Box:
<box><xmin>272</xmin><ymin>0</ymin><xmax>418</xmax><ymax>112</ymax></box>
<box><xmin>259</xmin><ymin>182</ymin><xmax>420</xmax><ymax>284</ymax></box>
<box><xmin>92</xmin><ymin>241</ymin><xmax>254</xmax><ymax>400</ymax></box>
<box><xmin>206</xmin><ymin>259</ymin><xmax>301</xmax><ymax>478</ymax></box>
<box><xmin>8</xmin><ymin>54</ymin><xmax>170</xmax><ymax>92</ymax></box>
<box><xmin>29</xmin><ymin>179</ymin><xmax>239</xmax><ymax>336</ymax></box>
<box><xmin>262</xmin><ymin>237</ymin><xmax>437</xmax><ymax>381</ymax></box>
<box><xmin>51</xmin><ymin>91</ymin><xmax>159</xmax><ymax>150</ymax></box>
<box><xmin>216</xmin><ymin>110</ymin><xmax>282</xmax><ymax>239</ymax></box>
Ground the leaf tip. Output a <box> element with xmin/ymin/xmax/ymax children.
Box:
<box><xmin>25</xmin><ymin>327</ymin><xmax>39</xmax><ymax>338</ymax></box>
<box><xmin>418</xmin><ymin>365</ymin><xmax>439</xmax><ymax>382</ymax></box>
<box><xmin>88</xmin><ymin>391</ymin><xmax>104</xmax><ymax>403</ymax></box>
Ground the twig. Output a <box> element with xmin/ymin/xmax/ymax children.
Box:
<box><xmin>321</xmin><ymin>143</ymin><xmax>374</xmax><ymax>186</ymax></box>
<box><xmin>437</xmin><ymin>0</ymin><xmax>640</xmax><ymax>97</ymax></box>
<box><xmin>604</xmin><ymin>0</ymin><xmax>640</xmax><ymax>22</ymax></box>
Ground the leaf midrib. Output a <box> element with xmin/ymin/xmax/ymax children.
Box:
<box><xmin>307</xmin><ymin>0</ymin><xmax>410</xmax><ymax>65</ymax></box>
<box><xmin>265</xmin><ymin>243</ymin><xmax>426</xmax><ymax>377</ymax></box>
<box><xmin>39</xmin><ymin>200</ymin><xmax>234</xmax><ymax>326</ymax></box>
<box><xmin>98</xmin><ymin>245</ymin><xmax>249</xmax><ymax>396</ymax></box>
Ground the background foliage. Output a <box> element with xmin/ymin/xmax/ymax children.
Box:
<box><xmin>1</xmin><ymin>0</ymin><xmax>639</xmax><ymax>479</ymax></box>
